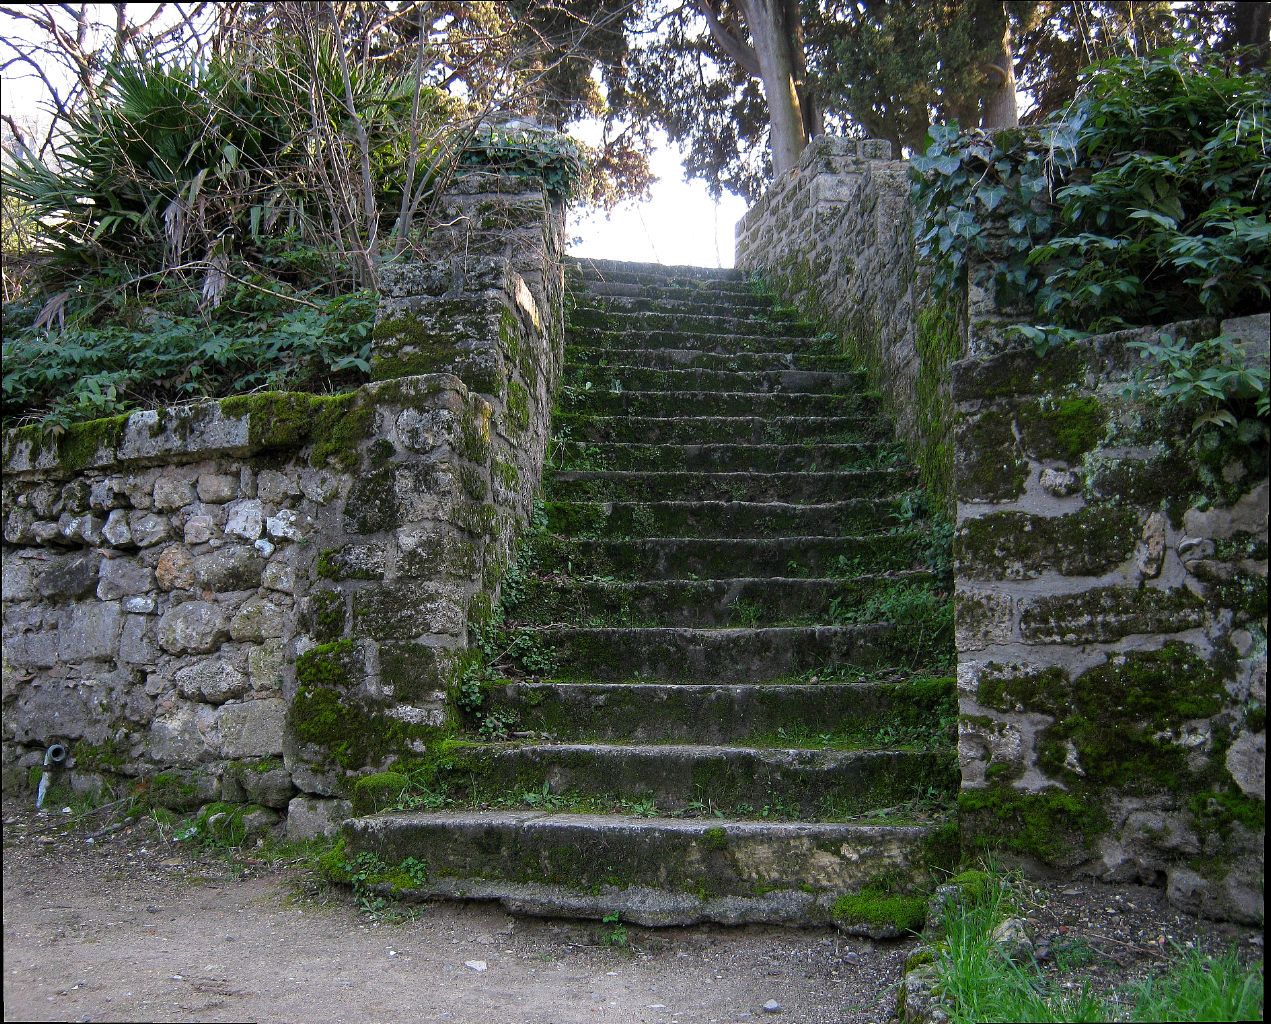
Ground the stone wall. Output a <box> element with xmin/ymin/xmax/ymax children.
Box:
<box><xmin>737</xmin><ymin>136</ymin><xmax>1266</xmax><ymax>923</ymax></box>
<box><xmin>735</xmin><ymin>137</ymin><xmax>961</xmax><ymax>509</ymax></box>
<box><xmin>954</xmin><ymin>318</ymin><xmax>1267</xmax><ymax>924</ymax></box>
<box><xmin>2</xmin><ymin>170</ymin><xmax>565</xmax><ymax>835</ymax></box>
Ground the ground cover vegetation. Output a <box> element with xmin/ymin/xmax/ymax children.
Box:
<box><xmin>928</xmin><ymin>869</ymin><xmax>1264</xmax><ymax>1022</ymax></box>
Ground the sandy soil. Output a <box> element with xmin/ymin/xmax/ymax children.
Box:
<box><xmin>4</xmin><ymin>804</ymin><xmax>1262</xmax><ymax>1024</ymax></box>
<box><xmin>2</xmin><ymin>806</ymin><xmax>914</xmax><ymax>1024</ymax></box>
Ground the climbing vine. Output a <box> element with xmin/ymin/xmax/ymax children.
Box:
<box><xmin>912</xmin><ymin>49</ymin><xmax>1269</xmax><ymax>339</ymax></box>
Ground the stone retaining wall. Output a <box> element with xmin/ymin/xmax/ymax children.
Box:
<box><xmin>2</xmin><ymin>170</ymin><xmax>565</xmax><ymax>836</ymax></box>
<box><xmin>737</xmin><ymin>136</ymin><xmax>1267</xmax><ymax>923</ymax></box>
<box><xmin>735</xmin><ymin>137</ymin><xmax>960</xmax><ymax>508</ymax></box>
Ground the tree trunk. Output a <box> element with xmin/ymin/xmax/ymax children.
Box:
<box><xmin>980</xmin><ymin>1</ymin><xmax>1018</xmax><ymax>131</ymax></box>
<box><xmin>738</xmin><ymin>0</ymin><xmax>808</xmax><ymax>176</ymax></box>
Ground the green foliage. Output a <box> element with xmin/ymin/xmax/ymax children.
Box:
<box><xmin>913</xmin><ymin>49</ymin><xmax>1269</xmax><ymax>337</ymax></box>
<box><xmin>459</xmin><ymin>124</ymin><xmax>587</xmax><ymax>199</ymax></box>
<box><xmin>1124</xmin><ymin>333</ymin><xmax>1270</xmax><ymax>430</ymax></box>
<box><xmin>2</xmin><ymin>45</ymin><xmax>454</xmax><ymax>291</ymax></box>
<box><xmin>2</xmin><ymin>289</ymin><xmax>375</xmax><ymax>430</ymax></box>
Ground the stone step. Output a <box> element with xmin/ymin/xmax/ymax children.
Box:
<box><xmin>448</xmin><ymin>742</ymin><xmax>957</xmax><ymax>818</ymax></box>
<box><xmin>484</xmin><ymin>678</ymin><xmax>955</xmax><ymax>745</ymax></box>
<box><xmin>342</xmin><ymin>810</ymin><xmax>950</xmax><ymax>926</ymax></box>
<box><xmin>545</xmin><ymin>467</ymin><xmax>915</xmax><ymax>503</ymax></box>
<box><xmin>562</xmin><ymin>364</ymin><xmax>863</xmax><ymax>397</ymax></box>
<box><xmin>528</xmin><ymin>533</ymin><xmax>928</xmax><ymax>580</ymax></box>
<box><xmin>577</xmin><ymin>281</ymin><xmax>772</xmax><ymax>308</ymax></box>
<box><xmin>504</xmin><ymin>572</ymin><xmax>937</xmax><ymax>626</ymax></box>
<box><xmin>550</xmin><ymin>442</ymin><xmax>904</xmax><ymax>474</ymax></box>
<box><xmin>575</xmin><ymin>293</ymin><xmax>789</xmax><ymax>317</ymax></box>
<box><xmin>568</xmin><ymin>327</ymin><xmax>834</xmax><ymax>356</ymax></box>
<box><xmin>569</xmin><ymin>346</ymin><xmax>852</xmax><ymax>373</ymax></box>
<box><xmin>570</xmin><ymin>308</ymin><xmax>816</xmax><ymax>339</ymax></box>
<box><xmin>552</xmin><ymin>414</ymin><xmax>891</xmax><ymax>446</ymax></box>
<box><xmin>568</xmin><ymin>257</ymin><xmax>746</xmax><ymax>283</ymax></box>
<box><xmin>541</xmin><ymin>499</ymin><xmax>914</xmax><ymax>540</ymax></box>
<box><xmin>560</xmin><ymin>389</ymin><xmax>866</xmax><ymax>419</ymax></box>
<box><xmin>504</xmin><ymin>623</ymin><xmax>942</xmax><ymax>682</ymax></box>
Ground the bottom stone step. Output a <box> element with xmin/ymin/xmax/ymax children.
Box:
<box><xmin>341</xmin><ymin>810</ymin><xmax>954</xmax><ymax>927</ymax></box>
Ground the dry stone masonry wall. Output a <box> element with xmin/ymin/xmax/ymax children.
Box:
<box><xmin>2</xmin><ymin>170</ymin><xmax>565</xmax><ymax>838</ymax></box>
<box><xmin>738</xmin><ymin>138</ymin><xmax>1266</xmax><ymax>924</ymax></box>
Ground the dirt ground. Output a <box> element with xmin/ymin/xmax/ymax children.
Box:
<box><xmin>2</xmin><ymin>803</ymin><xmax>1263</xmax><ymax>1024</ymax></box>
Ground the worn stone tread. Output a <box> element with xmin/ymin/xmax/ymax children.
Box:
<box><xmin>569</xmin><ymin>346</ymin><xmax>854</xmax><ymax>372</ymax></box>
<box><xmin>546</xmin><ymin>467</ymin><xmax>916</xmax><ymax>502</ymax></box>
<box><xmin>563</xmin><ymin>364</ymin><xmax>862</xmax><ymax>395</ymax></box>
<box><xmin>550</xmin><ymin>441</ymin><xmax>903</xmax><ymax>473</ymax></box>
<box><xmin>456</xmin><ymin>742</ymin><xmax>955</xmax><ymax>815</ymax></box>
<box><xmin>343</xmin><ymin>809</ymin><xmax>943</xmax><ymax>920</ymax></box>
<box><xmin>485</xmin><ymin>679</ymin><xmax>951</xmax><ymax>743</ymax></box>
<box><xmin>516</xmin><ymin>622</ymin><xmax>934</xmax><ymax>681</ymax></box>
<box><xmin>552</xmin><ymin>413</ymin><xmax>890</xmax><ymax>445</ymax></box>
<box><xmin>507</xmin><ymin>571</ymin><xmax>936</xmax><ymax>624</ymax></box>
<box><xmin>569</xmin><ymin>327</ymin><xmax>832</xmax><ymax>355</ymax></box>
<box><xmin>541</xmin><ymin>499</ymin><xmax>918</xmax><ymax>540</ymax></box>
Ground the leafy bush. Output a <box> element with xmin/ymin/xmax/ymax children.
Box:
<box><xmin>913</xmin><ymin>49</ymin><xmax>1269</xmax><ymax>333</ymax></box>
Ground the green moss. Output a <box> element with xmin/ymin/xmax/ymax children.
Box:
<box><xmin>351</xmin><ymin>771</ymin><xmax>411</xmax><ymax>814</ymax></box>
<box><xmin>309</xmin><ymin>395</ymin><xmax>372</xmax><ymax>470</ymax></box>
<box><xmin>915</xmin><ymin>302</ymin><xmax>964</xmax><ymax>514</ymax></box>
<box><xmin>976</xmin><ymin>665</ymin><xmax>1071</xmax><ymax>716</ymax></box>
<box><xmin>945</xmin><ymin>868</ymin><xmax>992</xmax><ymax>905</ymax></box>
<box><xmin>831</xmin><ymin>888</ymin><xmax>928</xmax><ymax>933</ymax></box>
<box><xmin>702</xmin><ymin>826</ymin><xmax>728</xmax><ymax>850</ymax></box>
<box><xmin>295</xmin><ymin>638</ymin><xmax>356</xmax><ymax>689</ymax></box>
<box><xmin>1188</xmin><ymin>789</ymin><xmax>1266</xmax><ymax>834</ymax></box>
<box><xmin>1040</xmin><ymin>643</ymin><xmax>1225</xmax><ymax>793</ymax></box>
<box><xmin>493</xmin><ymin>457</ymin><xmax>520</xmax><ymax>491</ymax></box>
<box><xmin>73</xmin><ymin>737</ymin><xmax>131</xmax><ymax>772</ymax></box>
<box><xmin>59</xmin><ymin>413</ymin><xmax>131</xmax><ymax>471</ymax></box>
<box><xmin>505</xmin><ymin>379</ymin><xmax>531</xmax><ymax>434</ymax></box>
<box><xmin>1016</xmin><ymin>396</ymin><xmax>1107</xmax><ymax>463</ymax></box>
<box><xmin>957</xmin><ymin>412</ymin><xmax>1028</xmax><ymax>502</ymax></box>
<box><xmin>955</xmin><ymin>504</ymin><xmax>1139</xmax><ymax>578</ymax></box>
<box><xmin>309</xmin><ymin>589</ymin><xmax>346</xmax><ymax>643</ymax></box>
<box><xmin>958</xmin><ymin>784</ymin><xmax>1107</xmax><ymax>865</ymax></box>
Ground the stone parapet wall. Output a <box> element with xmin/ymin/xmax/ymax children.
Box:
<box><xmin>737</xmin><ymin>136</ymin><xmax>1266</xmax><ymax>923</ymax></box>
<box><xmin>2</xmin><ymin>171</ymin><xmax>565</xmax><ymax>832</ymax></box>
<box><xmin>952</xmin><ymin>317</ymin><xmax>1267</xmax><ymax>924</ymax></box>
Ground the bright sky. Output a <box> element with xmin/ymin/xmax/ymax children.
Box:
<box><xmin>568</xmin><ymin>130</ymin><xmax>748</xmax><ymax>269</ymax></box>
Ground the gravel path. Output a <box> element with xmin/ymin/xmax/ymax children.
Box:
<box><xmin>2</xmin><ymin>808</ymin><xmax>913</xmax><ymax>1024</ymax></box>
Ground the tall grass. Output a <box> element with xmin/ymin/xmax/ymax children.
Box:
<box><xmin>934</xmin><ymin>872</ymin><xmax>1264</xmax><ymax>1023</ymax></box>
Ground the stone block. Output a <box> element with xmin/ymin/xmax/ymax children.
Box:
<box><xmin>153</xmin><ymin>476</ymin><xmax>196</xmax><ymax>511</ymax></box>
<box><xmin>225</xmin><ymin>761</ymin><xmax>296</xmax><ymax>809</ymax></box>
<box><xmin>128</xmin><ymin>512</ymin><xmax>170</xmax><ymax>547</ymax></box>
<box><xmin>36</xmin><ymin>551</ymin><xmax>101</xmax><ymax>601</ymax></box>
<box><xmin>1018</xmin><ymin>586</ymin><xmax>1206</xmax><ymax>645</ymax></box>
<box><xmin>157</xmin><ymin>601</ymin><xmax>228</xmax><ymax>654</ymax></box>
<box><xmin>119</xmin><ymin>614</ymin><xmax>159</xmax><ymax>664</ymax></box>
<box><xmin>218</xmin><ymin>698</ymin><xmax>287</xmax><ymax>758</ymax></box>
<box><xmin>97</xmin><ymin>557</ymin><xmax>155</xmax><ymax>600</ymax></box>
<box><xmin>229</xmin><ymin>596</ymin><xmax>288</xmax><ymax>642</ymax></box>
<box><xmin>1226</xmin><ymin>731</ymin><xmax>1265</xmax><ymax>800</ymax></box>
<box><xmin>155</xmin><ymin>545</ymin><xmax>195</xmax><ymax>591</ymax></box>
<box><xmin>955</xmin><ymin>590</ymin><xmax>1014</xmax><ymax>650</ymax></box>
<box><xmin>2</xmin><ymin>553</ymin><xmax>35</xmax><ymax>601</ymax></box>
<box><xmin>256</xmin><ymin>470</ymin><xmax>299</xmax><ymax>503</ymax></box>
<box><xmin>193</xmin><ymin>545</ymin><xmax>263</xmax><ymax>591</ymax></box>
<box><xmin>224</xmin><ymin>499</ymin><xmax>265</xmax><ymax>541</ymax></box>
<box><xmin>261</xmin><ymin>561</ymin><xmax>298</xmax><ymax>595</ymax></box>
<box><xmin>184</xmin><ymin>515</ymin><xmax>214</xmax><ymax>544</ymax></box>
<box><xmin>286</xmin><ymin>795</ymin><xmax>354</xmax><ymax>839</ymax></box>
<box><xmin>196</xmin><ymin>473</ymin><xmax>239</xmax><ymax>503</ymax></box>
<box><xmin>174</xmin><ymin>659</ymin><xmax>249</xmax><ymax>704</ymax></box>
<box><xmin>146</xmin><ymin>703</ymin><xmax>220</xmax><ymax>764</ymax></box>
<box><xmin>58</xmin><ymin>603</ymin><xmax>124</xmax><ymax>662</ymax></box>
<box><xmin>248</xmin><ymin>641</ymin><xmax>286</xmax><ymax>694</ymax></box>
<box><xmin>102</xmin><ymin>509</ymin><xmax>132</xmax><ymax>546</ymax></box>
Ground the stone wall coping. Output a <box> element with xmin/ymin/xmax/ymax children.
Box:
<box><xmin>2</xmin><ymin>373</ymin><xmax>466</xmax><ymax>479</ymax></box>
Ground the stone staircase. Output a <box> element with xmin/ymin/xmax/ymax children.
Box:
<box><xmin>342</xmin><ymin>258</ymin><xmax>959</xmax><ymax>929</ymax></box>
